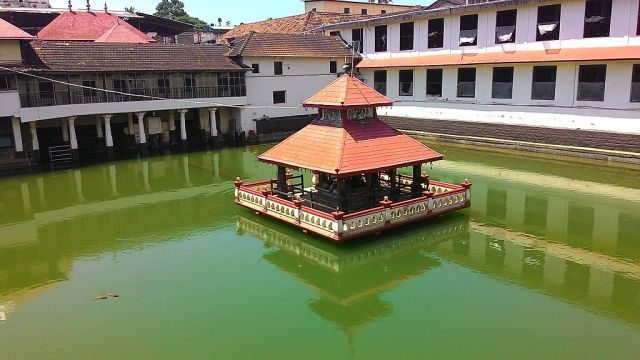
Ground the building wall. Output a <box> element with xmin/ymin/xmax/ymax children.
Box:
<box><xmin>332</xmin><ymin>0</ymin><xmax>640</xmax><ymax>134</ymax></box>
<box><xmin>0</xmin><ymin>91</ymin><xmax>20</xmax><ymax>117</ymax></box>
<box><xmin>0</xmin><ymin>41</ymin><xmax>21</xmax><ymax>63</ymax></box>
<box><xmin>304</xmin><ymin>0</ymin><xmax>411</xmax><ymax>15</ymax></box>
<box><xmin>240</xmin><ymin>56</ymin><xmax>346</xmax><ymax>132</ymax></box>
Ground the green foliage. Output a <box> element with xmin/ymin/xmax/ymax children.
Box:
<box><xmin>154</xmin><ymin>0</ymin><xmax>209</xmax><ymax>31</ymax></box>
<box><xmin>174</xmin><ymin>15</ymin><xmax>210</xmax><ymax>31</ymax></box>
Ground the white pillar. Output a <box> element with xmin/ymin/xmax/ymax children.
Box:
<box><xmin>61</xmin><ymin>118</ymin><xmax>69</xmax><ymax>142</ymax></box>
<box><xmin>95</xmin><ymin>115</ymin><xmax>104</xmax><ymax>139</ymax></box>
<box><xmin>169</xmin><ymin>111</ymin><xmax>176</xmax><ymax>131</ymax></box>
<box><xmin>68</xmin><ymin>117</ymin><xmax>78</xmax><ymax>150</ymax></box>
<box><xmin>136</xmin><ymin>112</ymin><xmax>146</xmax><ymax>144</ymax></box>
<box><xmin>11</xmin><ymin>117</ymin><xmax>23</xmax><ymax>153</ymax></box>
<box><xmin>103</xmin><ymin>114</ymin><xmax>113</xmax><ymax>148</ymax></box>
<box><xmin>179</xmin><ymin>109</ymin><xmax>188</xmax><ymax>141</ymax></box>
<box><xmin>29</xmin><ymin>122</ymin><xmax>39</xmax><ymax>151</ymax></box>
<box><xmin>127</xmin><ymin>113</ymin><xmax>135</xmax><ymax>135</ymax></box>
<box><xmin>209</xmin><ymin>107</ymin><xmax>218</xmax><ymax>137</ymax></box>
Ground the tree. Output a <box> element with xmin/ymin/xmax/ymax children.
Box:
<box><xmin>124</xmin><ymin>6</ymin><xmax>136</xmax><ymax>13</ymax></box>
<box><xmin>155</xmin><ymin>0</ymin><xmax>188</xmax><ymax>18</ymax></box>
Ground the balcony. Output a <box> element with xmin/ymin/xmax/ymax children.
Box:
<box><xmin>19</xmin><ymin>85</ymin><xmax>247</xmax><ymax>108</ymax></box>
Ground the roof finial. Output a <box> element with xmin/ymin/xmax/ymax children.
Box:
<box><xmin>86</xmin><ymin>0</ymin><xmax>91</xmax><ymax>12</ymax></box>
<box><xmin>67</xmin><ymin>0</ymin><xmax>72</xmax><ymax>11</ymax></box>
<box><xmin>104</xmin><ymin>1</ymin><xmax>108</xmax><ymax>13</ymax></box>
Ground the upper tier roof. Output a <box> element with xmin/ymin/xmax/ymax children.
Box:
<box><xmin>227</xmin><ymin>32</ymin><xmax>355</xmax><ymax>58</ymax></box>
<box><xmin>258</xmin><ymin>118</ymin><xmax>443</xmax><ymax>177</ymax></box>
<box><xmin>36</xmin><ymin>10</ymin><xmax>153</xmax><ymax>42</ymax></box>
<box><xmin>303</xmin><ymin>74</ymin><xmax>393</xmax><ymax>109</ymax></box>
<box><xmin>0</xmin><ymin>18</ymin><xmax>35</xmax><ymax>40</ymax></box>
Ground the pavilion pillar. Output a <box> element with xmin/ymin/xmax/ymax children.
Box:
<box><xmin>127</xmin><ymin>113</ymin><xmax>135</xmax><ymax>145</ymax></box>
<box><xmin>388</xmin><ymin>169</ymin><xmax>399</xmax><ymax>201</ymax></box>
<box><xmin>12</xmin><ymin>117</ymin><xmax>24</xmax><ymax>158</ymax></box>
<box><xmin>136</xmin><ymin>112</ymin><xmax>148</xmax><ymax>156</ymax></box>
<box><xmin>29</xmin><ymin>121</ymin><xmax>40</xmax><ymax>163</ymax></box>
<box><xmin>68</xmin><ymin>116</ymin><xmax>79</xmax><ymax>162</ymax></box>
<box><xmin>95</xmin><ymin>115</ymin><xmax>104</xmax><ymax>145</ymax></box>
<box><xmin>337</xmin><ymin>178</ymin><xmax>348</xmax><ymax>213</ymax></box>
<box><xmin>61</xmin><ymin>118</ymin><xmax>69</xmax><ymax>143</ymax></box>
<box><xmin>277</xmin><ymin>166</ymin><xmax>288</xmax><ymax>195</ymax></box>
<box><xmin>103</xmin><ymin>114</ymin><xmax>114</xmax><ymax>160</ymax></box>
<box><xmin>178</xmin><ymin>109</ymin><xmax>188</xmax><ymax>151</ymax></box>
<box><xmin>411</xmin><ymin>164</ymin><xmax>423</xmax><ymax>198</ymax></box>
<box><xmin>209</xmin><ymin>107</ymin><xmax>218</xmax><ymax>139</ymax></box>
<box><xmin>168</xmin><ymin>111</ymin><xmax>176</xmax><ymax>144</ymax></box>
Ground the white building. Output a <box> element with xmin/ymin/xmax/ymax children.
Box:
<box><xmin>226</xmin><ymin>32</ymin><xmax>355</xmax><ymax>140</ymax></box>
<box><xmin>0</xmin><ymin>0</ymin><xmax>50</xmax><ymax>8</ymax></box>
<box><xmin>322</xmin><ymin>0</ymin><xmax>640</xmax><ymax>136</ymax></box>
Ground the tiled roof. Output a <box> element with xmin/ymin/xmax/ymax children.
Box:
<box><xmin>37</xmin><ymin>11</ymin><xmax>153</xmax><ymax>42</ymax></box>
<box><xmin>304</xmin><ymin>75</ymin><xmax>392</xmax><ymax>108</ymax></box>
<box><xmin>357</xmin><ymin>46</ymin><xmax>640</xmax><ymax>68</ymax></box>
<box><xmin>258</xmin><ymin>118</ymin><xmax>443</xmax><ymax>177</ymax></box>
<box><xmin>0</xmin><ymin>18</ymin><xmax>35</xmax><ymax>40</ymax></box>
<box><xmin>227</xmin><ymin>32</ymin><xmax>354</xmax><ymax>58</ymax></box>
<box><xmin>221</xmin><ymin>11</ymin><xmax>374</xmax><ymax>42</ymax></box>
<box><xmin>95</xmin><ymin>22</ymin><xmax>152</xmax><ymax>43</ymax></box>
<box><xmin>28</xmin><ymin>42</ymin><xmax>249</xmax><ymax>72</ymax></box>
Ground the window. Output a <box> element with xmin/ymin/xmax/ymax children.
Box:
<box><xmin>0</xmin><ymin>74</ymin><xmax>15</xmax><ymax>90</ymax></box>
<box><xmin>584</xmin><ymin>0</ymin><xmax>611</xmax><ymax>38</ymax></box>
<box><xmin>457</xmin><ymin>68</ymin><xmax>476</xmax><ymax>98</ymax></box>
<box><xmin>492</xmin><ymin>67</ymin><xmax>514</xmax><ymax>99</ymax></box>
<box><xmin>82</xmin><ymin>80</ymin><xmax>98</xmax><ymax>98</ymax></box>
<box><xmin>330</xmin><ymin>61</ymin><xmax>338</xmax><ymax>74</ymax></box>
<box><xmin>274</xmin><ymin>61</ymin><xmax>283</xmax><ymax>75</ymax></box>
<box><xmin>428</xmin><ymin>18</ymin><xmax>444</xmax><ymax>49</ymax></box>
<box><xmin>374</xmin><ymin>70</ymin><xmax>387</xmax><ymax>95</ymax></box>
<box><xmin>426</xmin><ymin>69</ymin><xmax>443</xmax><ymax>97</ymax></box>
<box><xmin>38</xmin><ymin>81</ymin><xmax>54</xmax><ymax>98</ymax></box>
<box><xmin>631</xmin><ymin>65</ymin><xmax>640</xmax><ymax>102</ymax></box>
<box><xmin>459</xmin><ymin>14</ymin><xmax>478</xmax><ymax>46</ymax></box>
<box><xmin>536</xmin><ymin>4</ymin><xmax>561</xmax><ymax>41</ymax></box>
<box><xmin>400</xmin><ymin>22</ymin><xmax>414</xmax><ymax>51</ymax></box>
<box><xmin>157</xmin><ymin>73</ymin><xmax>170</xmax><ymax>96</ymax></box>
<box><xmin>399</xmin><ymin>69</ymin><xmax>414</xmax><ymax>96</ymax></box>
<box><xmin>531</xmin><ymin>66</ymin><xmax>557</xmax><ymax>100</ymax></box>
<box><xmin>577</xmin><ymin>65</ymin><xmax>606</xmax><ymax>101</ymax></box>
<box><xmin>637</xmin><ymin>2</ymin><xmax>640</xmax><ymax>35</ymax></box>
<box><xmin>352</xmin><ymin>28</ymin><xmax>364</xmax><ymax>53</ymax></box>
<box><xmin>329</xmin><ymin>31</ymin><xmax>341</xmax><ymax>36</ymax></box>
<box><xmin>375</xmin><ymin>25</ymin><xmax>387</xmax><ymax>52</ymax></box>
<box><xmin>361</xmin><ymin>8</ymin><xmax>368</xmax><ymax>15</ymax></box>
<box><xmin>344</xmin><ymin>7</ymin><xmax>350</xmax><ymax>14</ymax></box>
<box><xmin>496</xmin><ymin>9</ymin><xmax>517</xmax><ymax>43</ymax></box>
<box><xmin>113</xmin><ymin>79</ymin><xmax>127</xmax><ymax>92</ymax></box>
<box><xmin>183</xmin><ymin>73</ymin><xmax>196</xmax><ymax>89</ymax></box>
<box><xmin>252</xmin><ymin>64</ymin><xmax>260</xmax><ymax>73</ymax></box>
<box><xmin>381</xmin><ymin>10</ymin><xmax>387</xmax><ymax>14</ymax></box>
<box><xmin>273</xmin><ymin>90</ymin><xmax>286</xmax><ymax>104</ymax></box>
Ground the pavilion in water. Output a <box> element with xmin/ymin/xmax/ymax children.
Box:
<box><xmin>235</xmin><ymin>74</ymin><xmax>471</xmax><ymax>241</ymax></box>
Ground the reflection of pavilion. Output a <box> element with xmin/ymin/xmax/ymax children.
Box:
<box><xmin>237</xmin><ymin>215</ymin><xmax>469</xmax><ymax>341</ymax></box>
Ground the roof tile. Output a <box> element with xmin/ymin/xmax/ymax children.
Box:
<box><xmin>227</xmin><ymin>32</ymin><xmax>354</xmax><ymax>58</ymax></box>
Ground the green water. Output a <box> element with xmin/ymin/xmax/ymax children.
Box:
<box><xmin>0</xmin><ymin>145</ymin><xmax>639</xmax><ymax>359</ymax></box>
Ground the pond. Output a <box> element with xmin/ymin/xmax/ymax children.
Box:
<box><xmin>0</xmin><ymin>144</ymin><xmax>639</xmax><ymax>359</ymax></box>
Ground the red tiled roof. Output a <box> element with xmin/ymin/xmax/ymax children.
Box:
<box><xmin>221</xmin><ymin>11</ymin><xmax>374</xmax><ymax>42</ymax></box>
<box><xmin>304</xmin><ymin>74</ymin><xmax>393</xmax><ymax>108</ymax></box>
<box><xmin>95</xmin><ymin>22</ymin><xmax>153</xmax><ymax>43</ymax></box>
<box><xmin>258</xmin><ymin>118</ymin><xmax>442</xmax><ymax>177</ymax></box>
<box><xmin>357</xmin><ymin>46</ymin><xmax>640</xmax><ymax>68</ymax></box>
<box><xmin>227</xmin><ymin>32</ymin><xmax>354</xmax><ymax>58</ymax></box>
<box><xmin>37</xmin><ymin>11</ymin><xmax>152</xmax><ymax>42</ymax></box>
<box><xmin>0</xmin><ymin>18</ymin><xmax>35</xmax><ymax>40</ymax></box>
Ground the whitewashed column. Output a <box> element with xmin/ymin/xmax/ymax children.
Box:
<box><xmin>11</xmin><ymin>117</ymin><xmax>23</xmax><ymax>153</ymax></box>
<box><xmin>30</xmin><ymin>122</ymin><xmax>39</xmax><ymax>151</ymax></box>
<box><xmin>61</xmin><ymin>118</ymin><xmax>69</xmax><ymax>142</ymax></box>
<box><xmin>169</xmin><ymin>111</ymin><xmax>176</xmax><ymax>131</ymax></box>
<box><xmin>136</xmin><ymin>112</ymin><xmax>147</xmax><ymax>144</ymax></box>
<box><xmin>127</xmin><ymin>113</ymin><xmax>135</xmax><ymax>135</ymax></box>
<box><xmin>95</xmin><ymin>115</ymin><xmax>104</xmax><ymax>139</ymax></box>
<box><xmin>103</xmin><ymin>114</ymin><xmax>113</xmax><ymax>148</ymax></box>
<box><xmin>209</xmin><ymin>107</ymin><xmax>218</xmax><ymax>137</ymax></box>
<box><xmin>68</xmin><ymin>116</ymin><xmax>78</xmax><ymax>150</ymax></box>
<box><xmin>179</xmin><ymin>109</ymin><xmax>188</xmax><ymax>141</ymax></box>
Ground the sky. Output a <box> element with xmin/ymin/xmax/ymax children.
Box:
<box><xmin>50</xmin><ymin>0</ymin><xmax>425</xmax><ymax>25</ymax></box>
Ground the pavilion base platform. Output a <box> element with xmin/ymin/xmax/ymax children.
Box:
<box><xmin>234</xmin><ymin>176</ymin><xmax>472</xmax><ymax>242</ymax></box>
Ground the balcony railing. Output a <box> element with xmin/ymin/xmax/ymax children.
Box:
<box><xmin>19</xmin><ymin>85</ymin><xmax>246</xmax><ymax>108</ymax></box>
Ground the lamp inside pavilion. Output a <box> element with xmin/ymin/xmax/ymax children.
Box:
<box><xmin>235</xmin><ymin>74</ymin><xmax>471</xmax><ymax>242</ymax></box>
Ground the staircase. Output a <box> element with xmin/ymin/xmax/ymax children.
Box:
<box><xmin>49</xmin><ymin>145</ymin><xmax>73</xmax><ymax>171</ymax></box>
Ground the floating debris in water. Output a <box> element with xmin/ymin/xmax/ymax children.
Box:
<box><xmin>95</xmin><ymin>292</ymin><xmax>121</xmax><ymax>301</ymax></box>
<box><xmin>0</xmin><ymin>311</ymin><xmax>6</xmax><ymax>322</ymax></box>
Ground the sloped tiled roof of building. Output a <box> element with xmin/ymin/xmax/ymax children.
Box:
<box><xmin>37</xmin><ymin>10</ymin><xmax>153</xmax><ymax>42</ymax></box>
<box><xmin>0</xmin><ymin>18</ymin><xmax>35</xmax><ymax>40</ymax></box>
<box><xmin>227</xmin><ymin>32</ymin><xmax>355</xmax><ymax>58</ymax></box>
<box><xmin>221</xmin><ymin>11</ymin><xmax>374</xmax><ymax>42</ymax></box>
<box><xmin>27</xmin><ymin>42</ymin><xmax>249</xmax><ymax>72</ymax></box>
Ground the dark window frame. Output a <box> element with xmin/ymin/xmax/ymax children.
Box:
<box><xmin>0</xmin><ymin>74</ymin><xmax>16</xmax><ymax>91</ymax></box>
<box><xmin>536</xmin><ymin>4</ymin><xmax>561</xmax><ymax>41</ymax></box>
<box><xmin>531</xmin><ymin>65</ymin><xmax>557</xmax><ymax>100</ymax></box>
<box><xmin>583</xmin><ymin>0</ymin><xmax>612</xmax><ymax>38</ymax></box>
<box><xmin>495</xmin><ymin>9</ymin><xmax>517</xmax><ymax>44</ymax></box>
<box><xmin>361</xmin><ymin>8</ymin><xmax>368</xmax><ymax>15</ymax></box>
<box><xmin>491</xmin><ymin>67</ymin><xmax>514</xmax><ymax>99</ymax></box>
<box><xmin>374</xmin><ymin>70</ymin><xmax>387</xmax><ymax>95</ymax></box>
<box><xmin>399</xmin><ymin>22</ymin><xmax>415</xmax><ymax>51</ymax></box>
<box><xmin>273</xmin><ymin>90</ymin><xmax>286</xmax><ymax>104</ymax></box>
<box><xmin>428</xmin><ymin>18</ymin><xmax>445</xmax><ymax>49</ymax></box>
<box><xmin>375</xmin><ymin>25</ymin><xmax>388</xmax><ymax>52</ymax></box>
<box><xmin>330</xmin><ymin>61</ymin><xmax>338</xmax><ymax>74</ymax></box>
<box><xmin>344</xmin><ymin>7</ymin><xmax>350</xmax><ymax>14</ymax></box>
<box><xmin>274</xmin><ymin>61</ymin><xmax>283</xmax><ymax>75</ymax></box>
<box><xmin>457</xmin><ymin>68</ymin><xmax>476</xmax><ymax>98</ymax></box>
<box><xmin>252</xmin><ymin>64</ymin><xmax>260</xmax><ymax>74</ymax></box>
<box><xmin>426</xmin><ymin>69</ymin><xmax>443</xmax><ymax>97</ymax></box>
<box><xmin>459</xmin><ymin>14</ymin><xmax>478</xmax><ymax>46</ymax></box>
<box><xmin>399</xmin><ymin>69</ymin><xmax>414</xmax><ymax>96</ymax></box>
<box><xmin>352</xmin><ymin>28</ymin><xmax>364</xmax><ymax>53</ymax></box>
<box><xmin>577</xmin><ymin>64</ymin><xmax>607</xmax><ymax>102</ymax></box>
<box><xmin>631</xmin><ymin>64</ymin><xmax>640</xmax><ymax>102</ymax></box>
